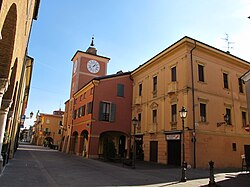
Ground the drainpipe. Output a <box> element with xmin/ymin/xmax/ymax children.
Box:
<box><xmin>190</xmin><ymin>41</ymin><xmax>197</xmax><ymax>168</ymax></box>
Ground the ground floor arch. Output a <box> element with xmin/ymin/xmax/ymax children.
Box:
<box><xmin>99</xmin><ymin>131</ymin><xmax>129</xmax><ymax>159</ymax></box>
<box><xmin>79</xmin><ymin>130</ymin><xmax>88</xmax><ymax>157</ymax></box>
<box><xmin>71</xmin><ymin>131</ymin><xmax>78</xmax><ymax>155</ymax></box>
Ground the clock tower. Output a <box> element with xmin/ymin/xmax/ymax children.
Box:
<box><xmin>70</xmin><ymin>37</ymin><xmax>110</xmax><ymax>97</ymax></box>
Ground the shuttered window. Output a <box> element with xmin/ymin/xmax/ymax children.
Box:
<box><xmin>99</xmin><ymin>102</ymin><xmax>116</xmax><ymax>122</ymax></box>
<box><xmin>117</xmin><ymin>84</ymin><xmax>124</xmax><ymax>97</ymax></box>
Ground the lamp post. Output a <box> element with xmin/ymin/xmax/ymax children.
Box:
<box><xmin>132</xmin><ymin>117</ymin><xmax>138</xmax><ymax>169</ymax></box>
<box><xmin>179</xmin><ymin>106</ymin><xmax>187</xmax><ymax>182</ymax></box>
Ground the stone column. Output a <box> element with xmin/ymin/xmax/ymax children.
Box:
<box><xmin>0</xmin><ymin>78</ymin><xmax>9</xmax><ymax>107</ymax></box>
<box><xmin>0</xmin><ymin>99</ymin><xmax>12</xmax><ymax>173</ymax></box>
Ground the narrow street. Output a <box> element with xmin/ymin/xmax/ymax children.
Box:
<box><xmin>0</xmin><ymin>143</ymin><xmax>249</xmax><ymax>187</ymax></box>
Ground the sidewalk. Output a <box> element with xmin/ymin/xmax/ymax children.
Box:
<box><xmin>0</xmin><ymin>143</ymin><xmax>249</xmax><ymax>186</ymax></box>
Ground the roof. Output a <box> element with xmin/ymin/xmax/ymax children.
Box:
<box><xmin>71</xmin><ymin>50</ymin><xmax>110</xmax><ymax>61</ymax></box>
<box><xmin>74</xmin><ymin>71</ymin><xmax>131</xmax><ymax>97</ymax></box>
<box><xmin>132</xmin><ymin>36</ymin><xmax>250</xmax><ymax>75</ymax></box>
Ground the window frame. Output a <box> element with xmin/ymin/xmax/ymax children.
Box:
<box><xmin>99</xmin><ymin>101</ymin><xmax>116</xmax><ymax>122</ymax></box>
<box><xmin>153</xmin><ymin>76</ymin><xmax>157</xmax><ymax>92</ymax></box>
<box><xmin>238</xmin><ymin>78</ymin><xmax>244</xmax><ymax>93</ymax></box>
<box><xmin>200</xmin><ymin>103</ymin><xmax>207</xmax><ymax>122</ymax></box>
<box><xmin>139</xmin><ymin>83</ymin><xmax>142</xmax><ymax>96</ymax></box>
<box><xmin>223</xmin><ymin>73</ymin><xmax>229</xmax><ymax>89</ymax></box>
<box><xmin>171</xmin><ymin>104</ymin><xmax>177</xmax><ymax>123</ymax></box>
<box><xmin>117</xmin><ymin>83</ymin><xmax>124</xmax><ymax>97</ymax></box>
<box><xmin>171</xmin><ymin>66</ymin><xmax>177</xmax><ymax>82</ymax></box>
<box><xmin>198</xmin><ymin>64</ymin><xmax>205</xmax><ymax>82</ymax></box>
<box><xmin>152</xmin><ymin>109</ymin><xmax>157</xmax><ymax>124</ymax></box>
<box><xmin>225</xmin><ymin>108</ymin><xmax>232</xmax><ymax>125</ymax></box>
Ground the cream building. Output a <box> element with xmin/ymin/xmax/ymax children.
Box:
<box><xmin>0</xmin><ymin>0</ymin><xmax>39</xmax><ymax>173</ymax></box>
<box><xmin>131</xmin><ymin>36</ymin><xmax>250</xmax><ymax>168</ymax></box>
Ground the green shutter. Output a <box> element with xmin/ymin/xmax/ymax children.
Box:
<box><xmin>99</xmin><ymin>102</ymin><xmax>104</xmax><ymax>121</ymax></box>
<box><xmin>117</xmin><ymin>84</ymin><xmax>124</xmax><ymax>97</ymax></box>
<box><xmin>110</xmin><ymin>103</ymin><xmax>116</xmax><ymax>122</ymax></box>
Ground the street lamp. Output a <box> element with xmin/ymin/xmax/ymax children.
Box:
<box><xmin>132</xmin><ymin>117</ymin><xmax>138</xmax><ymax>169</ymax></box>
<box><xmin>179</xmin><ymin>106</ymin><xmax>187</xmax><ymax>182</ymax></box>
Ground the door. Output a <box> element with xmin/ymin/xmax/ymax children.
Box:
<box><xmin>119</xmin><ymin>135</ymin><xmax>126</xmax><ymax>157</ymax></box>
<box><xmin>150</xmin><ymin>141</ymin><xmax>158</xmax><ymax>162</ymax></box>
<box><xmin>167</xmin><ymin>140</ymin><xmax>181</xmax><ymax>166</ymax></box>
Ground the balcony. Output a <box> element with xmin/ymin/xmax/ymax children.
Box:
<box><xmin>168</xmin><ymin>82</ymin><xmax>178</xmax><ymax>94</ymax></box>
<box><xmin>170</xmin><ymin>121</ymin><xmax>177</xmax><ymax>130</ymax></box>
<box><xmin>149</xmin><ymin>123</ymin><xmax>157</xmax><ymax>133</ymax></box>
<box><xmin>135</xmin><ymin>97</ymin><xmax>142</xmax><ymax>105</ymax></box>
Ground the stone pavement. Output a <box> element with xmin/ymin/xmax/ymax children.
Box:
<box><xmin>0</xmin><ymin>143</ymin><xmax>249</xmax><ymax>187</ymax></box>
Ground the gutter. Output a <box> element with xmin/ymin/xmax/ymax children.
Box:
<box><xmin>190</xmin><ymin>41</ymin><xmax>197</xmax><ymax>168</ymax></box>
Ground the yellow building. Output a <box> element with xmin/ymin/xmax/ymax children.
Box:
<box><xmin>131</xmin><ymin>36</ymin><xmax>250</xmax><ymax>168</ymax></box>
<box><xmin>33</xmin><ymin>110</ymin><xmax>64</xmax><ymax>148</ymax></box>
<box><xmin>0</xmin><ymin>0</ymin><xmax>40</xmax><ymax>173</ymax></box>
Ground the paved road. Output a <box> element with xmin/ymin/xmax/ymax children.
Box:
<box><xmin>0</xmin><ymin>143</ymin><xmax>249</xmax><ymax>187</ymax></box>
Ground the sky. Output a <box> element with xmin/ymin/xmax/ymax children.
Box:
<box><xmin>24</xmin><ymin>0</ymin><xmax>250</xmax><ymax>128</ymax></box>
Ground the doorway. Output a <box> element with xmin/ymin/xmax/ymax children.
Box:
<box><xmin>167</xmin><ymin>140</ymin><xmax>181</xmax><ymax>166</ymax></box>
<box><xmin>150</xmin><ymin>141</ymin><xmax>158</xmax><ymax>162</ymax></box>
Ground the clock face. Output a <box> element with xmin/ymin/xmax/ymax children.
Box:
<box><xmin>87</xmin><ymin>60</ymin><xmax>100</xmax><ymax>73</ymax></box>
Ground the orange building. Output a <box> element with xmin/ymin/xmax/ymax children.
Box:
<box><xmin>33</xmin><ymin>110</ymin><xmax>64</xmax><ymax>148</ymax></box>
<box><xmin>131</xmin><ymin>36</ymin><xmax>250</xmax><ymax>168</ymax></box>
<box><xmin>62</xmin><ymin>39</ymin><xmax>133</xmax><ymax>159</ymax></box>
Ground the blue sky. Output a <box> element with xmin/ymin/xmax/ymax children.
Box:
<box><xmin>25</xmin><ymin>0</ymin><xmax>250</xmax><ymax>127</ymax></box>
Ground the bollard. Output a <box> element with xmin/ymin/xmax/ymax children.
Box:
<box><xmin>180</xmin><ymin>161</ymin><xmax>187</xmax><ymax>182</ymax></box>
<box><xmin>209</xmin><ymin>160</ymin><xmax>216</xmax><ymax>186</ymax></box>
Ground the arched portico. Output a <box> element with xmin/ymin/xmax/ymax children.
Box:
<box><xmin>79</xmin><ymin>130</ymin><xmax>88</xmax><ymax>157</ymax></box>
<box><xmin>0</xmin><ymin>3</ymin><xmax>17</xmax><ymax>169</ymax></box>
<box><xmin>99</xmin><ymin>131</ymin><xmax>129</xmax><ymax>159</ymax></box>
<box><xmin>71</xmin><ymin>131</ymin><xmax>78</xmax><ymax>155</ymax></box>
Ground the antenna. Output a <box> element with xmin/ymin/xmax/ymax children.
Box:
<box><xmin>221</xmin><ymin>33</ymin><xmax>234</xmax><ymax>53</ymax></box>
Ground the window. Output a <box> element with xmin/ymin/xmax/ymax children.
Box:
<box><xmin>117</xmin><ymin>84</ymin><xmax>124</xmax><ymax>97</ymax></box>
<box><xmin>198</xmin><ymin>64</ymin><xmax>204</xmax><ymax>82</ymax></box>
<box><xmin>83</xmin><ymin>92</ymin><xmax>86</xmax><ymax>99</ymax></box>
<box><xmin>46</xmin><ymin>119</ymin><xmax>50</xmax><ymax>124</ymax></box>
<box><xmin>90</xmin><ymin>88</ymin><xmax>94</xmax><ymax>95</ymax></box>
<box><xmin>153</xmin><ymin>109</ymin><xmax>157</xmax><ymax>123</ymax></box>
<box><xmin>153</xmin><ymin>76</ymin><xmax>157</xmax><ymax>92</ymax></box>
<box><xmin>72</xmin><ymin>110</ymin><xmax>77</xmax><ymax>119</ymax></box>
<box><xmin>171</xmin><ymin>104</ymin><xmax>177</xmax><ymax>123</ymax></box>
<box><xmin>58</xmin><ymin>129</ymin><xmax>62</xmax><ymax>134</ymax></box>
<box><xmin>99</xmin><ymin>102</ymin><xmax>116</xmax><ymax>122</ymax></box>
<box><xmin>239</xmin><ymin>78</ymin><xmax>244</xmax><ymax>93</ymax></box>
<box><xmin>225</xmin><ymin>108</ymin><xmax>231</xmax><ymax>125</ymax></box>
<box><xmin>78</xmin><ymin>106</ymin><xmax>84</xmax><ymax>117</ymax></box>
<box><xmin>138</xmin><ymin>113</ymin><xmax>141</xmax><ymax>125</ymax></box>
<box><xmin>82</xmin><ymin>105</ymin><xmax>86</xmax><ymax>116</ymax></box>
<box><xmin>139</xmin><ymin>83</ymin><xmax>142</xmax><ymax>96</ymax></box>
<box><xmin>200</xmin><ymin>103</ymin><xmax>207</xmax><ymax>122</ymax></box>
<box><xmin>86</xmin><ymin>102</ymin><xmax>93</xmax><ymax>114</ymax></box>
<box><xmin>242</xmin><ymin>111</ymin><xmax>247</xmax><ymax>127</ymax></box>
<box><xmin>80</xmin><ymin>95</ymin><xmax>83</xmax><ymax>101</ymax></box>
<box><xmin>171</xmin><ymin>66</ymin><xmax>176</xmax><ymax>82</ymax></box>
<box><xmin>232</xmin><ymin>143</ymin><xmax>237</xmax><ymax>151</ymax></box>
<box><xmin>223</xmin><ymin>73</ymin><xmax>229</xmax><ymax>89</ymax></box>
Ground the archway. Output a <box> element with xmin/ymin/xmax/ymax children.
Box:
<box><xmin>44</xmin><ymin>137</ymin><xmax>53</xmax><ymax>148</ymax></box>
<box><xmin>99</xmin><ymin>131</ymin><xmax>128</xmax><ymax>159</ymax></box>
<box><xmin>0</xmin><ymin>3</ymin><xmax>17</xmax><ymax>80</ymax></box>
<box><xmin>79</xmin><ymin>130</ymin><xmax>88</xmax><ymax>157</ymax></box>
<box><xmin>72</xmin><ymin>131</ymin><xmax>78</xmax><ymax>154</ymax></box>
